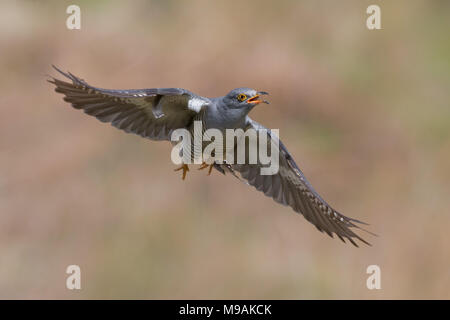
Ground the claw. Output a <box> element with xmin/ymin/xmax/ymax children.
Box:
<box><xmin>199</xmin><ymin>162</ymin><xmax>214</xmax><ymax>176</ymax></box>
<box><xmin>174</xmin><ymin>164</ymin><xmax>189</xmax><ymax>180</ymax></box>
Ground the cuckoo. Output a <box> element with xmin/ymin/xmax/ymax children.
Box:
<box><xmin>49</xmin><ymin>66</ymin><xmax>374</xmax><ymax>246</ymax></box>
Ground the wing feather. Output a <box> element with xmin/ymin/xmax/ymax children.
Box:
<box><xmin>49</xmin><ymin>65</ymin><xmax>209</xmax><ymax>141</ymax></box>
<box><xmin>231</xmin><ymin>118</ymin><xmax>375</xmax><ymax>247</ymax></box>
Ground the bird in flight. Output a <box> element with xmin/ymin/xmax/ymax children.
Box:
<box><xmin>49</xmin><ymin>65</ymin><xmax>374</xmax><ymax>246</ymax></box>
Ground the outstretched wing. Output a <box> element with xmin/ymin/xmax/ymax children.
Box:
<box><xmin>49</xmin><ymin>65</ymin><xmax>209</xmax><ymax>141</ymax></box>
<box><xmin>231</xmin><ymin>118</ymin><xmax>374</xmax><ymax>247</ymax></box>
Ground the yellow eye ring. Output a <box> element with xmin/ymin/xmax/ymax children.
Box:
<box><xmin>237</xmin><ymin>93</ymin><xmax>247</xmax><ymax>102</ymax></box>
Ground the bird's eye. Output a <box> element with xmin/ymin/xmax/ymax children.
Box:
<box><xmin>237</xmin><ymin>93</ymin><xmax>247</xmax><ymax>102</ymax></box>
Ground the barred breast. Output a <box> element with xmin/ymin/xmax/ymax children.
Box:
<box><xmin>187</xmin><ymin>111</ymin><xmax>233</xmax><ymax>164</ymax></box>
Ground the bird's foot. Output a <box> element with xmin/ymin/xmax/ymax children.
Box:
<box><xmin>198</xmin><ymin>162</ymin><xmax>214</xmax><ymax>176</ymax></box>
<box><xmin>174</xmin><ymin>163</ymin><xmax>189</xmax><ymax>180</ymax></box>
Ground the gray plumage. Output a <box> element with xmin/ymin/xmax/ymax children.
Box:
<box><xmin>49</xmin><ymin>65</ymin><xmax>374</xmax><ymax>247</ymax></box>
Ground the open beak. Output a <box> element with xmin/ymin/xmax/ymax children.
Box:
<box><xmin>247</xmin><ymin>91</ymin><xmax>270</xmax><ymax>105</ymax></box>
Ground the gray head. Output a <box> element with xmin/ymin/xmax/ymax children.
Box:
<box><xmin>223</xmin><ymin>87</ymin><xmax>269</xmax><ymax>110</ymax></box>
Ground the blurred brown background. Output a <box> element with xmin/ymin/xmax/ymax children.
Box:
<box><xmin>0</xmin><ymin>0</ymin><xmax>449</xmax><ymax>299</ymax></box>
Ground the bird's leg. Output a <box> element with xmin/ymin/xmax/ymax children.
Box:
<box><xmin>174</xmin><ymin>163</ymin><xmax>189</xmax><ymax>180</ymax></box>
<box><xmin>198</xmin><ymin>162</ymin><xmax>214</xmax><ymax>176</ymax></box>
